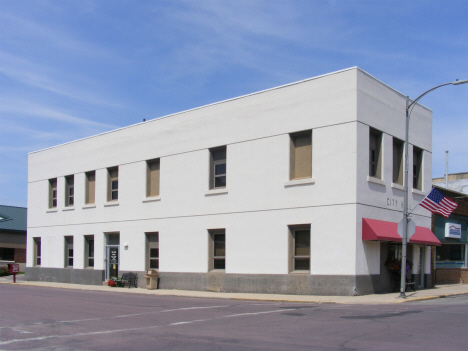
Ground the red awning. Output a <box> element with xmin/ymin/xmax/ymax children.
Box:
<box><xmin>362</xmin><ymin>218</ymin><xmax>441</xmax><ymax>246</ymax></box>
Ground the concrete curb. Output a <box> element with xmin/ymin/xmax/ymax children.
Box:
<box><xmin>2</xmin><ymin>278</ymin><xmax>468</xmax><ymax>305</ymax></box>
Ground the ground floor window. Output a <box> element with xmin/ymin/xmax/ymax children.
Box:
<box><xmin>85</xmin><ymin>235</ymin><xmax>94</xmax><ymax>268</ymax></box>
<box><xmin>208</xmin><ymin>229</ymin><xmax>225</xmax><ymax>271</ymax></box>
<box><xmin>436</xmin><ymin>244</ymin><xmax>466</xmax><ymax>268</ymax></box>
<box><xmin>34</xmin><ymin>238</ymin><xmax>41</xmax><ymax>266</ymax></box>
<box><xmin>288</xmin><ymin>224</ymin><xmax>311</xmax><ymax>272</ymax></box>
<box><xmin>146</xmin><ymin>232</ymin><xmax>159</xmax><ymax>269</ymax></box>
<box><xmin>0</xmin><ymin>248</ymin><xmax>14</xmax><ymax>261</ymax></box>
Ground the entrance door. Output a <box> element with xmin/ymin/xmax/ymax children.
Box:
<box><xmin>419</xmin><ymin>246</ymin><xmax>424</xmax><ymax>289</ymax></box>
<box><xmin>106</xmin><ymin>246</ymin><xmax>119</xmax><ymax>279</ymax></box>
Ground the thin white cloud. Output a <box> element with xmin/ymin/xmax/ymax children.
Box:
<box><xmin>0</xmin><ymin>100</ymin><xmax>118</xmax><ymax>130</ymax></box>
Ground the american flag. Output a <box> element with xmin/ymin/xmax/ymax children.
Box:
<box><xmin>419</xmin><ymin>188</ymin><xmax>458</xmax><ymax>218</ymax></box>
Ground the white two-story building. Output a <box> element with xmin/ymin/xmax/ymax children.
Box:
<box><xmin>26</xmin><ymin>67</ymin><xmax>440</xmax><ymax>295</ymax></box>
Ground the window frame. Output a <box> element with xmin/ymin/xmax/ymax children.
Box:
<box><xmin>288</xmin><ymin>224</ymin><xmax>311</xmax><ymax>272</ymax></box>
<box><xmin>146</xmin><ymin>232</ymin><xmax>159</xmax><ymax>270</ymax></box>
<box><xmin>392</xmin><ymin>137</ymin><xmax>404</xmax><ymax>185</ymax></box>
<box><xmin>208</xmin><ymin>229</ymin><xmax>226</xmax><ymax>271</ymax></box>
<box><xmin>107</xmin><ymin>167</ymin><xmax>119</xmax><ymax>202</ymax></box>
<box><xmin>289</xmin><ymin>130</ymin><xmax>312</xmax><ymax>180</ymax></box>
<box><xmin>369</xmin><ymin>128</ymin><xmax>383</xmax><ymax>179</ymax></box>
<box><xmin>413</xmin><ymin>146</ymin><xmax>423</xmax><ymax>191</ymax></box>
<box><xmin>64</xmin><ymin>236</ymin><xmax>74</xmax><ymax>268</ymax></box>
<box><xmin>85</xmin><ymin>235</ymin><xmax>94</xmax><ymax>268</ymax></box>
<box><xmin>146</xmin><ymin>159</ymin><xmax>160</xmax><ymax>198</ymax></box>
<box><xmin>85</xmin><ymin>171</ymin><xmax>96</xmax><ymax>205</ymax></box>
<box><xmin>209</xmin><ymin>146</ymin><xmax>227</xmax><ymax>189</ymax></box>
<box><xmin>49</xmin><ymin>178</ymin><xmax>57</xmax><ymax>208</ymax></box>
<box><xmin>65</xmin><ymin>175</ymin><xmax>74</xmax><ymax>207</ymax></box>
<box><xmin>34</xmin><ymin>237</ymin><xmax>41</xmax><ymax>266</ymax></box>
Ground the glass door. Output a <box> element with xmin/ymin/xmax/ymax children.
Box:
<box><xmin>106</xmin><ymin>245</ymin><xmax>119</xmax><ymax>279</ymax></box>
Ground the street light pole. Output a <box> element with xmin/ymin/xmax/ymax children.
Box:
<box><xmin>399</xmin><ymin>79</ymin><xmax>468</xmax><ymax>298</ymax></box>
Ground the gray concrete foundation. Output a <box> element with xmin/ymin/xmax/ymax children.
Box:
<box><xmin>25</xmin><ymin>268</ymin><xmax>388</xmax><ymax>295</ymax></box>
<box><xmin>26</xmin><ymin>267</ymin><xmax>105</xmax><ymax>285</ymax></box>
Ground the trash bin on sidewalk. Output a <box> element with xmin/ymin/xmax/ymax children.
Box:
<box><xmin>144</xmin><ymin>269</ymin><xmax>159</xmax><ymax>290</ymax></box>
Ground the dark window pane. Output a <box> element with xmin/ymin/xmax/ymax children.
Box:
<box><xmin>37</xmin><ymin>242</ymin><xmax>41</xmax><ymax>256</ymax></box>
<box><xmin>69</xmin><ymin>197</ymin><xmax>74</xmax><ymax>205</ymax></box>
<box><xmin>68</xmin><ymin>258</ymin><xmax>73</xmax><ymax>266</ymax></box>
<box><xmin>214</xmin><ymin>259</ymin><xmax>225</xmax><ymax>269</ymax></box>
<box><xmin>214</xmin><ymin>176</ymin><xmax>226</xmax><ymax>188</ymax></box>
<box><xmin>88</xmin><ymin>240</ymin><xmax>94</xmax><ymax>257</ymax></box>
<box><xmin>294</xmin><ymin>258</ymin><xmax>310</xmax><ymax>270</ymax></box>
<box><xmin>88</xmin><ymin>258</ymin><xmax>94</xmax><ymax>267</ymax></box>
<box><xmin>37</xmin><ymin>258</ymin><xmax>41</xmax><ymax>266</ymax></box>
<box><xmin>212</xmin><ymin>149</ymin><xmax>226</xmax><ymax>161</ymax></box>
<box><xmin>150</xmin><ymin>259</ymin><xmax>159</xmax><ymax>269</ymax></box>
<box><xmin>69</xmin><ymin>188</ymin><xmax>74</xmax><ymax>196</ymax></box>
<box><xmin>295</xmin><ymin>230</ymin><xmax>310</xmax><ymax>256</ymax></box>
<box><xmin>214</xmin><ymin>234</ymin><xmax>225</xmax><ymax>257</ymax></box>
<box><xmin>150</xmin><ymin>248</ymin><xmax>159</xmax><ymax>258</ymax></box>
<box><xmin>0</xmin><ymin>248</ymin><xmax>14</xmax><ymax>261</ymax></box>
<box><xmin>215</xmin><ymin>163</ymin><xmax>226</xmax><ymax>175</ymax></box>
<box><xmin>52</xmin><ymin>199</ymin><xmax>57</xmax><ymax>207</ymax></box>
<box><xmin>112</xmin><ymin>180</ymin><xmax>118</xmax><ymax>190</ymax></box>
<box><xmin>111</xmin><ymin>191</ymin><xmax>118</xmax><ymax>200</ymax></box>
<box><xmin>69</xmin><ymin>249</ymin><xmax>73</xmax><ymax>257</ymax></box>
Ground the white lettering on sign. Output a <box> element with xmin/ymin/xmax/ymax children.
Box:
<box><xmin>387</xmin><ymin>198</ymin><xmax>404</xmax><ymax>209</ymax></box>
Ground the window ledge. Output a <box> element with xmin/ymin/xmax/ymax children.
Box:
<box><xmin>391</xmin><ymin>183</ymin><xmax>404</xmax><ymax>191</ymax></box>
<box><xmin>142</xmin><ymin>196</ymin><xmax>161</xmax><ymax>203</ymax></box>
<box><xmin>367</xmin><ymin>176</ymin><xmax>385</xmax><ymax>186</ymax></box>
<box><xmin>104</xmin><ymin>201</ymin><xmax>119</xmax><ymax>207</ymax></box>
<box><xmin>412</xmin><ymin>188</ymin><xmax>425</xmax><ymax>196</ymax></box>
<box><xmin>284</xmin><ymin>178</ymin><xmax>315</xmax><ymax>187</ymax></box>
<box><xmin>46</xmin><ymin>208</ymin><xmax>58</xmax><ymax>213</ymax></box>
<box><xmin>205</xmin><ymin>188</ymin><xmax>228</xmax><ymax>196</ymax></box>
<box><xmin>82</xmin><ymin>204</ymin><xmax>96</xmax><ymax>209</ymax></box>
<box><xmin>62</xmin><ymin>206</ymin><xmax>75</xmax><ymax>212</ymax></box>
<box><xmin>290</xmin><ymin>270</ymin><xmax>310</xmax><ymax>274</ymax></box>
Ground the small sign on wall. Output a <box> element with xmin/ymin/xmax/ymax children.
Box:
<box><xmin>445</xmin><ymin>223</ymin><xmax>462</xmax><ymax>239</ymax></box>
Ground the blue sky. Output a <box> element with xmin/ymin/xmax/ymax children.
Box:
<box><xmin>1</xmin><ymin>1</ymin><xmax>467</xmax><ymax>207</ymax></box>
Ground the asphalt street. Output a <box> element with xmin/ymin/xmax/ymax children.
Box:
<box><xmin>1</xmin><ymin>284</ymin><xmax>467</xmax><ymax>350</ymax></box>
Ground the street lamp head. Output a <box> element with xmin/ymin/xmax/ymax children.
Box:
<box><xmin>453</xmin><ymin>79</ymin><xmax>468</xmax><ymax>85</ymax></box>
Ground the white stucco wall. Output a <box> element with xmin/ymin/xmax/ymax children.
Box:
<box><xmin>27</xmin><ymin>67</ymin><xmax>433</xmax><ymax>280</ymax></box>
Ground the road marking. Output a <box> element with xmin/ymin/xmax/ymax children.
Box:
<box><xmin>0</xmin><ymin>304</ymin><xmax>231</xmax><ymax>330</ymax></box>
<box><xmin>0</xmin><ymin>308</ymin><xmax>297</xmax><ymax>346</ymax></box>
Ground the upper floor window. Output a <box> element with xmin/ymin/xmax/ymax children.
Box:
<box><xmin>209</xmin><ymin>146</ymin><xmax>226</xmax><ymax>189</ymax></box>
<box><xmin>392</xmin><ymin>138</ymin><xmax>404</xmax><ymax>185</ymax></box>
<box><xmin>107</xmin><ymin>167</ymin><xmax>119</xmax><ymax>201</ymax></box>
<box><xmin>65</xmin><ymin>175</ymin><xmax>74</xmax><ymax>206</ymax></box>
<box><xmin>413</xmin><ymin>146</ymin><xmax>423</xmax><ymax>190</ymax></box>
<box><xmin>146</xmin><ymin>159</ymin><xmax>160</xmax><ymax>197</ymax></box>
<box><xmin>369</xmin><ymin>128</ymin><xmax>382</xmax><ymax>179</ymax></box>
<box><xmin>49</xmin><ymin>178</ymin><xmax>57</xmax><ymax>208</ymax></box>
<box><xmin>289</xmin><ymin>130</ymin><xmax>312</xmax><ymax>180</ymax></box>
<box><xmin>85</xmin><ymin>171</ymin><xmax>96</xmax><ymax>204</ymax></box>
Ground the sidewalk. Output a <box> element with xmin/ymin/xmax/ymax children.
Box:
<box><xmin>2</xmin><ymin>274</ymin><xmax>468</xmax><ymax>304</ymax></box>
